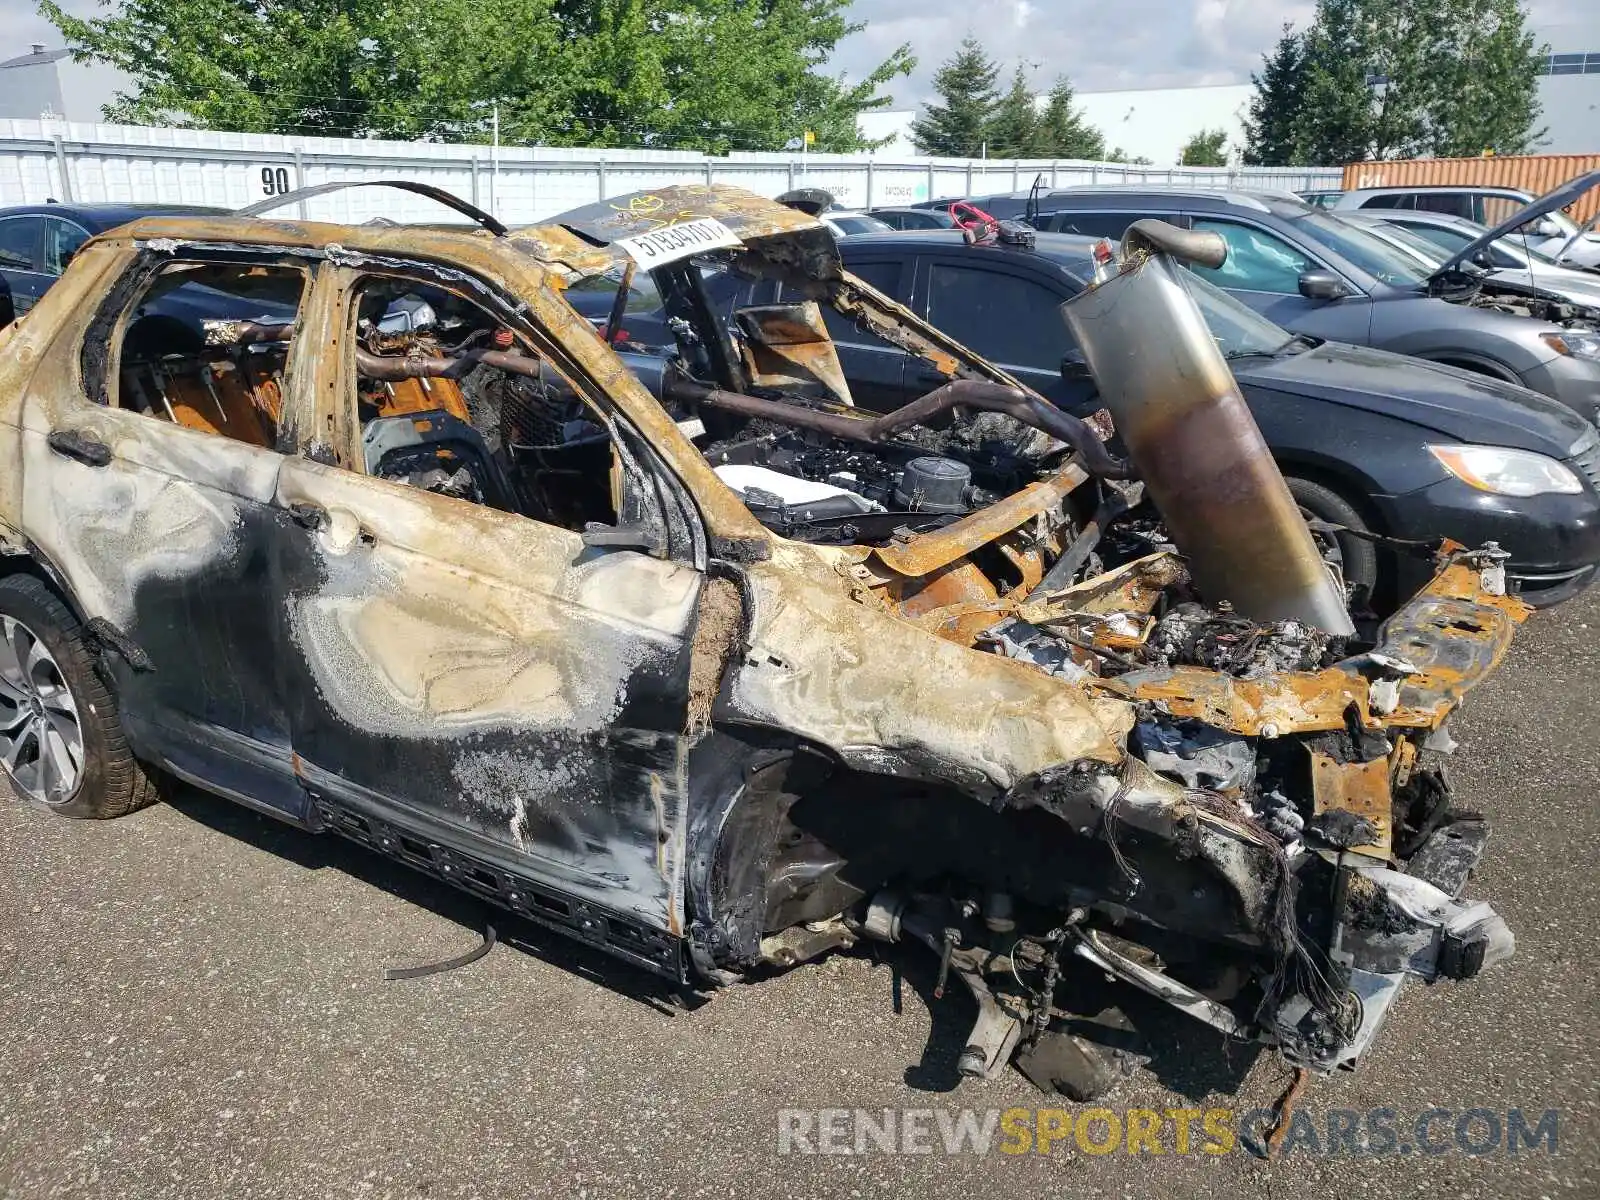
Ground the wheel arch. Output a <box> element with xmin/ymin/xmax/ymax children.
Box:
<box><xmin>1271</xmin><ymin>453</ymin><xmax>1392</xmax><ymax>535</ymax></box>
<box><xmin>0</xmin><ymin>541</ymin><xmax>90</xmax><ymax>628</ymax></box>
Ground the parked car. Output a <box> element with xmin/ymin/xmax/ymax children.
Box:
<box><xmin>1028</xmin><ymin>187</ymin><xmax>1600</xmax><ymax>421</ymax></box>
<box><xmin>1331</xmin><ymin>182</ymin><xmax>1600</xmax><ymax>268</ymax></box>
<box><xmin>866</xmin><ymin>206</ymin><xmax>958</xmax><ymax>230</ymax></box>
<box><xmin>1357</xmin><ymin>208</ymin><xmax>1600</xmax><ymax>290</ymax></box>
<box><xmin>1346</xmin><ymin>212</ymin><xmax>1600</xmax><ymax>312</ymax></box>
<box><xmin>562</xmin><ymin>259</ymin><xmax>674</xmax><ymax>347</ymax></box>
<box><xmin>0</xmin><ymin>202</ymin><xmax>228</xmax><ymax>318</ymax></box>
<box><xmin>0</xmin><ymin>180</ymin><xmax>1527</xmax><ymax>1088</ymax></box>
<box><xmin>819</xmin><ymin>210</ymin><xmax>893</xmax><ymax>237</ymax></box>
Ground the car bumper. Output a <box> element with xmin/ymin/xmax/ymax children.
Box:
<box><xmin>1518</xmin><ymin>355</ymin><xmax>1600</xmax><ymax>425</ymax></box>
<box><xmin>1380</xmin><ymin>475</ymin><xmax>1600</xmax><ymax>607</ymax></box>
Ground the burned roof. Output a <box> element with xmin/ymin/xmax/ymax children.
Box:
<box><xmin>515</xmin><ymin>184</ymin><xmax>843</xmax><ymax>286</ymax></box>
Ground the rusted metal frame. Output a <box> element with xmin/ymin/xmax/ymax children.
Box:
<box><xmin>1094</xmin><ymin>559</ymin><xmax>1531</xmax><ymax>740</ymax></box>
<box><xmin>1367</xmin><ymin>558</ymin><xmax>1531</xmax><ymax>728</ymax></box>
<box><xmin>1023</xmin><ymin>551</ymin><xmax>1188</xmax><ymax>617</ymax></box>
<box><xmin>81</xmin><ymin>238</ymin><xmax>324</xmax><ymax>459</ymax></box>
<box><xmin>828</xmin><ymin>271</ymin><xmax>1128</xmax><ymax>479</ymax></box>
<box><xmin>313</xmin><ymin>256</ymin><xmax>716</xmax><ymax>567</ymax></box>
<box><xmin>352</xmin><ymin>345</ymin><xmax>543</xmax><ymax>382</ymax></box>
<box><xmin>673</xmin><ymin>374</ymin><xmax>1123</xmax><ymax>481</ymax></box>
<box><xmin>300</xmin><ymin>264</ymin><xmax>365</xmax><ymax>469</ymax></box>
<box><xmin>672</xmin><ymin>376</ymin><xmax>1008</xmax><ymax>440</ymax></box>
<box><xmin>1096</xmin><ymin>666</ymin><xmax>1375</xmax><ymax>738</ymax></box>
<box><xmin>1309</xmin><ymin>752</ymin><xmax>1393</xmax><ymax>860</ymax></box>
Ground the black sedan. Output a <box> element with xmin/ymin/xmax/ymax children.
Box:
<box><xmin>0</xmin><ymin>202</ymin><xmax>228</xmax><ymax>320</ymax></box>
<box><xmin>599</xmin><ymin>229</ymin><xmax>1600</xmax><ymax>608</ymax></box>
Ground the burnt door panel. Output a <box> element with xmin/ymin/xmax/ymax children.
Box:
<box><xmin>20</xmin><ymin>404</ymin><xmax>306</xmax><ymax>816</ymax></box>
<box><xmin>19</xmin><ymin>256</ymin><xmax>317</xmax><ymax>818</ymax></box>
<box><xmin>271</xmin><ymin>455</ymin><xmax>703</xmax><ymax>935</ymax></box>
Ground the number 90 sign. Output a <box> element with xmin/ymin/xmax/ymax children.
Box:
<box><xmin>253</xmin><ymin>165</ymin><xmax>293</xmax><ymax>200</ymax></box>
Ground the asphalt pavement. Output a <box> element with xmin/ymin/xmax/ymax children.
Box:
<box><xmin>2</xmin><ymin>588</ymin><xmax>1597</xmax><ymax>1199</ymax></box>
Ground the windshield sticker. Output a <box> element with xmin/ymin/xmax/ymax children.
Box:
<box><xmin>616</xmin><ymin>217</ymin><xmax>743</xmax><ymax>267</ymax></box>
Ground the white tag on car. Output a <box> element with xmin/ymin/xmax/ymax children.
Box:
<box><xmin>616</xmin><ymin>217</ymin><xmax>742</xmax><ymax>267</ymax></box>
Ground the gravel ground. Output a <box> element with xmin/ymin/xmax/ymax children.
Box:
<box><xmin>2</xmin><ymin>591</ymin><xmax>1597</xmax><ymax>1200</ymax></box>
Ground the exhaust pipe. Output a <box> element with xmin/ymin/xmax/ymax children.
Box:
<box><xmin>1060</xmin><ymin>221</ymin><xmax>1355</xmax><ymax>636</ymax></box>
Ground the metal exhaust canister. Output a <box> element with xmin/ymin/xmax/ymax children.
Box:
<box><xmin>1060</xmin><ymin>220</ymin><xmax>1355</xmax><ymax>636</ymax></box>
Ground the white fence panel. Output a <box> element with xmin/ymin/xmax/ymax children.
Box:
<box><xmin>0</xmin><ymin>119</ymin><xmax>1344</xmax><ymax>223</ymax></box>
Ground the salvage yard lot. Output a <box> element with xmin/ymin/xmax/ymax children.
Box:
<box><xmin>2</xmin><ymin>593</ymin><xmax>1597</xmax><ymax>1200</ymax></box>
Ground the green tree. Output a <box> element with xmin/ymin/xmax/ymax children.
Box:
<box><xmin>1425</xmin><ymin>0</ymin><xmax>1547</xmax><ymax>157</ymax></box>
<box><xmin>41</xmin><ymin>0</ymin><xmax>912</xmax><ymax>152</ymax></box>
<box><xmin>1263</xmin><ymin>0</ymin><xmax>1546</xmax><ymax>165</ymax></box>
<box><xmin>1028</xmin><ymin>76</ymin><xmax>1106</xmax><ymax>159</ymax></box>
<box><xmin>1179</xmin><ymin>127</ymin><xmax>1229</xmax><ymax>166</ymax></box>
<box><xmin>1241</xmin><ymin>24</ymin><xmax>1306</xmax><ymax>166</ymax></box>
<box><xmin>543</xmin><ymin>0</ymin><xmax>914</xmax><ymax>153</ymax></box>
<box><xmin>986</xmin><ymin>66</ymin><xmax>1038</xmax><ymax>157</ymax></box>
<box><xmin>910</xmin><ymin>37</ymin><xmax>999</xmax><ymax>156</ymax></box>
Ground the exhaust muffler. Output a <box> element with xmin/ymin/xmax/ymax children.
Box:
<box><xmin>1060</xmin><ymin>221</ymin><xmax>1354</xmax><ymax>636</ymax></box>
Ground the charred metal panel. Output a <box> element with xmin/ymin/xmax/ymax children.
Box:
<box><xmin>10</xmin><ymin>248</ymin><xmax>309</xmax><ymax>812</ymax></box>
<box><xmin>272</xmin><ymin>454</ymin><xmax>703</xmax><ymax>934</ymax></box>
<box><xmin>734</xmin><ymin>302</ymin><xmax>854</xmax><ymax>406</ymax></box>
<box><xmin>722</xmin><ymin>542</ymin><xmax>1133</xmax><ymax>792</ymax></box>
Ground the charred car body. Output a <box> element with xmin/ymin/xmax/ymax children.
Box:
<box><xmin>0</xmin><ymin>183</ymin><xmax>1524</xmax><ymax>1091</ymax></box>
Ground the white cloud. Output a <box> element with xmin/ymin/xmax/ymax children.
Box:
<box><xmin>832</xmin><ymin>0</ymin><xmax>1320</xmax><ymax>108</ymax></box>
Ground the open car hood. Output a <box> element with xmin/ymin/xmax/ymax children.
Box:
<box><xmin>1434</xmin><ymin>168</ymin><xmax>1600</xmax><ymax>277</ymax></box>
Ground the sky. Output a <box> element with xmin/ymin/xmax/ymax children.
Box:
<box><xmin>829</xmin><ymin>0</ymin><xmax>1600</xmax><ymax>108</ymax></box>
<box><xmin>3</xmin><ymin>0</ymin><xmax>1599</xmax><ymax>113</ymax></box>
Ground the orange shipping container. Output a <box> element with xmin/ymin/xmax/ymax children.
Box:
<box><xmin>1341</xmin><ymin>154</ymin><xmax>1600</xmax><ymax>224</ymax></box>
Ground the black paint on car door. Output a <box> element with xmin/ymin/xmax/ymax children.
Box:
<box><xmin>912</xmin><ymin>254</ymin><xmax>1079</xmax><ymax>410</ymax></box>
<box><xmin>0</xmin><ymin>215</ymin><xmax>47</xmax><ymax>316</ymax></box>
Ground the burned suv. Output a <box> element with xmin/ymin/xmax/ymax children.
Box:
<box><xmin>0</xmin><ymin>182</ymin><xmax>1523</xmax><ymax>1092</ymax></box>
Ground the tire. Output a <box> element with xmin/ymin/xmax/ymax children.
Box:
<box><xmin>0</xmin><ymin>573</ymin><xmax>158</xmax><ymax>819</ymax></box>
<box><xmin>1283</xmin><ymin>475</ymin><xmax>1381</xmax><ymax>604</ymax></box>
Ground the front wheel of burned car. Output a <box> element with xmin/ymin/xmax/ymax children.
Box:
<box><xmin>0</xmin><ymin>574</ymin><xmax>158</xmax><ymax>819</ymax></box>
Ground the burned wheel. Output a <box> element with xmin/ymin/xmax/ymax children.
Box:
<box><xmin>0</xmin><ymin>574</ymin><xmax>157</xmax><ymax>818</ymax></box>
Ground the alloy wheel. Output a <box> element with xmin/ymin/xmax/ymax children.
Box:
<box><xmin>0</xmin><ymin>614</ymin><xmax>85</xmax><ymax>803</ymax></box>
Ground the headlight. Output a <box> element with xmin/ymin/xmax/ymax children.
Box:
<box><xmin>1428</xmin><ymin>444</ymin><xmax>1584</xmax><ymax>497</ymax></box>
<box><xmin>1541</xmin><ymin>330</ymin><xmax>1600</xmax><ymax>361</ymax></box>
